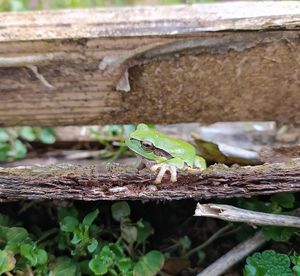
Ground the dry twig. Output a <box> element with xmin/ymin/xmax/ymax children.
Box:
<box><xmin>195</xmin><ymin>203</ymin><xmax>300</xmax><ymax>228</ymax></box>
<box><xmin>197</xmin><ymin>231</ymin><xmax>266</xmax><ymax>276</ymax></box>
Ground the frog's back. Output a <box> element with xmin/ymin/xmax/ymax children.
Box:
<box><xmin>152</xmin><ymin>132</ymin><xmax>196</xmax><ymax>167</ymax></box>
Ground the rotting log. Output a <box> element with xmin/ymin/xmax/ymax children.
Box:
<box><xmin>0</xmin><ymin>159</ymin><xmax>299</xmax><ymax>202</ymax></box>
<box><xmin>0</xmin><ymin>2</ymin><xmax>300</xmax><ymax>127</ymax></box>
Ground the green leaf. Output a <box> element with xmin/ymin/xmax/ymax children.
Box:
<box><xmin>79</xmin><ymin>260</ymin><xmax>91</xmax><ymax>275</ymax></box>
<box><xmin>291</xmin><ymin>252</ymin><xmax>300</xmax><ymax>266</ymax></box>
<box><xmin>112</xmin><ymin>202</ymin><xmax>130</xmax><ymax>221</ymax></box>
<box><xmin>83</xmin><ymin>209</ymin><xmax>99</xmax><ymax>226</ymax></box>
<box><xmin>0</xmin><ymin>143</ymin><xmax>10</xmax><ymax>161</ymax></box>
<box><xmin>124</xmin><ymin>272</ymin><xmax>134</xmax><ymax>276</ymax></box>
<box><xmin>19</xmin><ymin>127</ymin><xmax>36</xmax><ymax>142</ymax></box>
<box><xmin>110</xmin><ymin>243</ymin><xmax>125</xmax><ymax>258</ymax></box>
<box><xmin>105</xmin><ymin>125</ymin><xmax>123</xmax><ymax>136</ymax></box>
<box><xmin>0</xmin><ymin>227</ymin><xmax>8</xmax><ymax>241</ymax></box>
<box><xmin>20</xmin><ymin>244</ymin><xmax>47</xmax><ymax>266</ymax></box>
<box><xmin>49</xmin><ymin>256</ymin><xmax>77</xmax><ymax>276</ymax></box>
<box><xmin>7</xmin><ymin>129</ymin><xmax>18</xmax><ymax>138</ymax></box>
<box><xmin>123</xmin><ymin>125</ymin><xmax>137</xmax><ymax>136</ymax></box>
<box><xmin>0</xmin><ymin>214</ymin><xmax>12</xmax><ymax>227</ymax></box>
<box><xmin>244</xmin><ymin>250</ymin><xmax>293</xmax><ymax>276</ymax></box>
<box><xmin>117</xmin><ymin>258</ymin><xmax>133</xmax><ymax>273</ymax></box>
<box><xmin>71</xmin><ymin>230</ymin><xmax>82</xmax><ymax>245</ymax></box>
<box><xmin>197</xmin><ymin>250</ymin><xmax>206</xmax><ymax>265</ymax></box>
<box><xmin>133</xmin><ymin>250</ymin><xmax>164</xmax><ymax>276</ymax></box>
<box><xmin>179</xmin><ymin>236</ymin><xmax>191</xmax><ymax>251</ymax></box>
<box><xmin>122</xmin><ymin>225</ymin><xmax>138</xmax><ymax>244</ymax></box>
<box><xmin>60</xmin><ymin>216</ymin><xmax>79</xmax><ymax>232</ymax></box>
<box><xmin>293</xmin><ymin>266</ymin><xmax>300</xmax><ymax>276</ymax></box>
<box><xmin>0</xmin><ymin>129</ymin><xmax>9</xmax><ymax>142</ymax></box>
<box><xmin>57</xmin><ymin>207</ymin><xmax>78</xmax><ymax>221</ymax></box>
<box><xmin>136</xmin><ymin>220</ymin><xmax>153</xmax><ymax>245</ymax></box>
<box><xmin>9</xmin><ymin>139</ymin><xmax>27</xmax><ymax>159</ymax></box>
<box><xmin>10</xmin><ymin>0</ymin><xmax>25</xmax><ymax>11</ymax></box>
<box><xmin>262</xmin><ymin>226</ymin><xmax>295</xmax><ymax>241</ymax></box>
<box><xmin>0</xmin><ymin>250</ymin><xmax>15</xmax><ymax>274</ymax></box>
<box><xmin>271</xmin><ymin>193</ymin><xmax>295</xmax><ymax>209</ymax></box>
<box><xmin>20</xmin><ymin>243</ymin><xmax>38</xmax><ymax>266</ymax></box>
<box><xmin>100</xmin><ymin>245</ymin><xmax>115</xmax><ymax>259</ymax></box>
<box><xmin>87</xmin><ymin>238</ymin><xmax>98</xmax><ymax>253</ymax></box>
<box><xmin>39</xmin><ymin>128</ymin><xmax>56</xmax><ymax>144</ymax></box>
<box><xmin>237</xmin><ymin>198</ymin><xmax>273</xmax><ymax>213</ymax></box>
<box><xmin>5</xmin><ymin>227</ymin><xmax>29</xmax><ymax>252</ymax></box>
<box><xmin>108</xmin><ymin>268</ymin><xmax>119</xmax><ymax>276</ymax></box>
<box><xmin>89</xmin><ymin>245</ymin><xmax>115</xmax><ymax>275</ymax></box>
<box><xmin>37</xmin><ymin>249</ymin><xmax>48</xmax><ymax>265</ymax></box>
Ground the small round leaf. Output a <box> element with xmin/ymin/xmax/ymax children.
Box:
<box><xmin>111</xmin><ymin>202</ymin><xmax>130</xmax><ymax>222</ymax></box>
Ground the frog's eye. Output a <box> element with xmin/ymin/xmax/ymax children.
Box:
<box><xmin>141</xmin><ymin>141</ymin><xmax>154</xmax><ymax>151</ymax></box>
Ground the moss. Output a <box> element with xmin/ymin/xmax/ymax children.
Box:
<box><xmin>201</xmin><ymin>158</ymin><xmax>300</xmax><ymax>176</ymax></box>
<box><xmin>0</xmin><ymin>164</ymin><xmax>96</xmax><ymax>177</ymax></box>
<box><xmin>0</xmin><ymin>158</ymin><xmax>298</xmax><ymax>179</ymax></box>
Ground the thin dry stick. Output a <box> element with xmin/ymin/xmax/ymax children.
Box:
<box><xmin>184</xmin><ymin>224</ymin><xmax>232</xmax><ymax>258</ymax></box>
<box><xmin>197</xmin><ymin>231</ymin><xmax>266</xmax><ymax>276</ymax></box>
<box><xmin>195</xmin><ymin>203</ymin><xmax>300</xmax><ymax>228</ymax></box>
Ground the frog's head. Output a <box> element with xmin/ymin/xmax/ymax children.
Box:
<box><xmin>125</xmin><ymin>124</ymin><xmax>170</xmax><ymax>162</ymax></box>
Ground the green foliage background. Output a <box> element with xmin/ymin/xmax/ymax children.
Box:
<box><xmin>0</xmin><ymin>0</ymin><xmax>214</xmax><ymax>12</ymax></box>
<box><xmin>0</xmin><ymin>202</ymin><xmax>165</xmax><ymax>275</ymax></box>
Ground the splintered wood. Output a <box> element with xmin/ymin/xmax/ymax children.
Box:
<box><xmin>0</xmin><ymin>2</ymin><xmax>300</xmax><ymax>127</ymax></box>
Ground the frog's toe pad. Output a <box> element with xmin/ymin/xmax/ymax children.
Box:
<box><xmin>150</xmin><ymin>164</ymin><xmax>177</xmax><ymax>184</ymax></box>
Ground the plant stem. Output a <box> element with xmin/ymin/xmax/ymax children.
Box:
<box><xmin>161</xmin><ymin>243</ymin><xmax>181</xmax><ymax>253</ymax></box>
<box><xmin>197</xmin><ymin>231</ymin><xmax>266</xmax><ymax>276</ymax></box>
<box><xmin>36</xmin><ymin>228</ymin><xmax>58</xmax><ymax>244</ymax></box>
<box><xmin>26</xmin><ymin>265</ymin><xmax>34</xmax><ymax>276</ymax></box>
<box><xmin>184</xmin><ymin>224</ymin><xmax>232</xmax><ymax>258</ymax></box>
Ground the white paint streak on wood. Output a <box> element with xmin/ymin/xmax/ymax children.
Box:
<box><xmin>0</xmin><ymin>53</ymin><xmax>61</xmax><ymax>67</ymax></box>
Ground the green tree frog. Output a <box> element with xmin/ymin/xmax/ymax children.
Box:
<box><xmin>125</xmin><ymin>124</ymin><xmax>207</xmax><ymax>184</ymax></box>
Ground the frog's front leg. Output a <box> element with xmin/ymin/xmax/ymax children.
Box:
<box><xmin>195</xmin><ymin>155</ymin><xmax>207</xmax><ymax>170</ymax></box>
<box><xmin>150</xmin><ymin>158</ymin><xmax>184</xmax><ymax>184</ymax></box>
<box><xmin>185</xmin><ymin>156</ymin><xmax>207</xmax><ymax>174</ymax></box>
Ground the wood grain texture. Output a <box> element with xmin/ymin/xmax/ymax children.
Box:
<box><xmin>2</xmin><ymin>2</ymin><xmax>300</xmax><ymax>41</ymax></box>
<box><xmin>0</xmin><ymin>159</ymin><xmax>299</xmax><ymax>201</ymax></box>
<box><xmin>0</xmin><ymin>3</ymin><xmax>300</xmax><ymax>126</ymax></box>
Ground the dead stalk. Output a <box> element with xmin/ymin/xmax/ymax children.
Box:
<box><xmin>195</xmin><ymin>203</ymin><xmax>300</xmax><ymax>228</ymax></box>
<box><xmin>197</xmin><ymin>231</ymin><xmax>266</xmax><ymax>276</ymax></box>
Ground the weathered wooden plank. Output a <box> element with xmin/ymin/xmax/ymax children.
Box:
<box><xmin>0</xmin><ymin>159</ymin><xmax>299</xmax><ymax>201</ymax></box>
<box><xmin>2</xmin><ymin>2</ymin><xmax>300</xmax><ymax>40</ymax></box>
<box><xmin>0</xmin><ymin>3</ymin><xmax>300</xmax><ymax>127</ymax></box>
